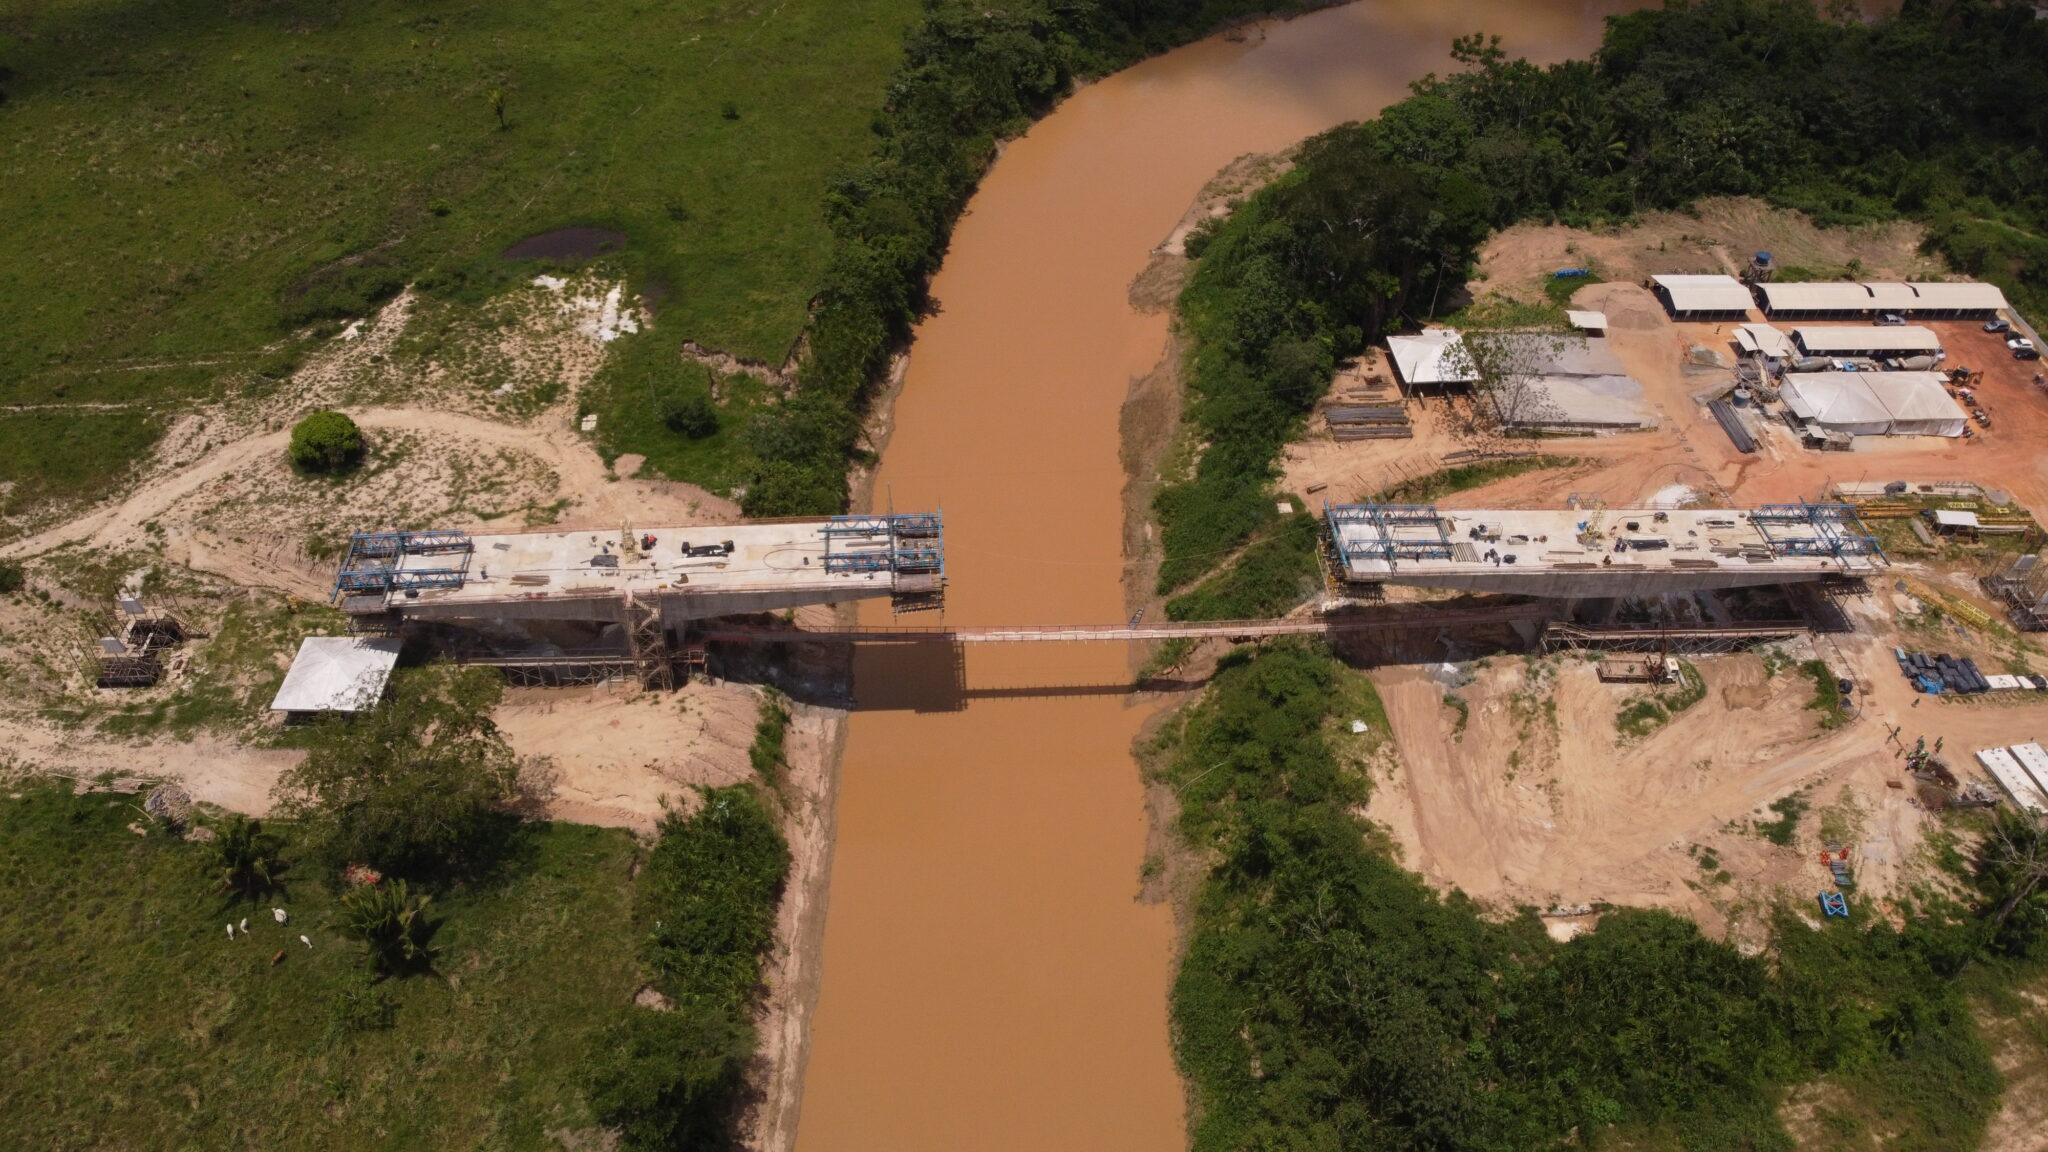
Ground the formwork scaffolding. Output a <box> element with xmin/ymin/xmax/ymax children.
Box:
<box><xmin>1985</xmin><ymin>551</ymin><xmax>2048</xmax><ymax>631</ymax></box>
<box><xmin>333</xmin><ymin>530</ymin><xmax>474</xmax><ymax>598</ymax></box>
<box><xmin>823</xmin><ymin>512</ymin><xmax>947</xmax><ymax>612</ymax></box>
<box><xmin>1325</xmin><ymin>503</ymin><xmax>1455</xmax><ymax>571</ymax></box>
<box><xmin>1541</xmin><ymin>620</ymin><xmax>1806</xmax><ymax>654</ymax></box>
<box><xmin>1749</xmin><ymin>501</ymin><xmax>1885</xmax><ymax>564</ymax></box>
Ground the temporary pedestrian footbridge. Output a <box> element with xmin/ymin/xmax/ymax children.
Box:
<box><xmin>699</xmin><ymin>603</ymin><xmax>1552</xmax><ymax>644</ymax></box>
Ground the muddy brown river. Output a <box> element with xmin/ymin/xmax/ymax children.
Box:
<box><xmin>795</xmin><ymin>4</ymin><xmax>1637</xmax><ymax>1148</ymax></box>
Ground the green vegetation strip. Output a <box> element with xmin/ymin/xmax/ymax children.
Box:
<box><xmin>1158</xmin><ymin>643</ymin><xmax>2035</xmax><ymax>1149</ymax></box>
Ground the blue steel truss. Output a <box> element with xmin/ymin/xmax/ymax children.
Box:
<box><xmin>821</xmin><ymin>511</ymin><xmax>946</xmax><ymax>578</ymax></box>
<box><xmin>1750</xmin><ymin>501</ymin><xmax>1885</xmax><ymax>565</ymax></box>
<box><xmin>1324</xmin><ymin>502</ymin><xmax>1454</xmax><ymax>567</ymax></box>
<box><xmin>333</xmin><ymin>530</ymin><xmax>474</xmax><ymax>598</ymax></box>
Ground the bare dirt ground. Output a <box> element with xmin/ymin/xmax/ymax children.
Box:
<box><xmin>1477</xmin><ymin>196</ymin><xmax>1937</xmax><ymax>298</ymax></box>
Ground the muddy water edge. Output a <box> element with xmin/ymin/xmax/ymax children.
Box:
<box><xmin>793</xmin><ymin>4</ymin><xmax>1639</xmax><ymax>1150</ymax></box>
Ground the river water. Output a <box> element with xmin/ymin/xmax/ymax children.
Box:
<box><xmin>795</xmin><ymin>4</ymin><xmax>1636</xmax><ymax>1149</ymax></box>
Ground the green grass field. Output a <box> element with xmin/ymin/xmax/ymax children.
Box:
<box><xmin>0</xmin><ymin>0</ymin><xmax>917</xmax><ymax>508</ymax></box>
<box><xmin>0</xmin><ymin>781</ymin><xmax>639</xmax><ymax>1148</ymax></box>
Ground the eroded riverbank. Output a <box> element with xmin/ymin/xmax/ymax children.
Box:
<box><xmin>795</xmin><ymin>5</ymin><xmax>1639</xmax><ymax>1149</ymax></box>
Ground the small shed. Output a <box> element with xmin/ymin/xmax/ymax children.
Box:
<box><xmin>1733</xmin><ymin>323</ymin><xmax>1795</xmax><ymax>363</ymax></box>
<box><xmin>271</xmin><ymin>637</ymin><xmax>402</xmax><ymax>716</ymax></box>
<box><xmin>1566</xmin><ymin>310</ymin><xmax>1608</xmax><ymax>335</ymax></box>
<box><xmin>1651</xmin><ymin>274</ymin><xmax>1753</xmax><ymax>320</ymax></box>
<box><xmin>1928</xmin><ymin>509</ymin><xmax>1981</xmax><ymax>536</ymax></box>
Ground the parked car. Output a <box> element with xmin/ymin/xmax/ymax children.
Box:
<box><xmin>1876</xmin><ymin>312</ymin><xmax>1906</xmax><ymax>325</ymax></box>
<box><xmin>1985</xmin><ymin>318</ymin><xmax>2012</xmax><ymax>334</ymax></box>
<box><xmin>2019</xmin><ymin>346</ymin><xmax>2043</xmax><ymax>361</ymax></box>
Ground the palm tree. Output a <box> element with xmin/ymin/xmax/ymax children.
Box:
<box><xmin>215</xmin><ymin>815</ymin><xmax>285</xmax><ymax>898</ymax></box>
<box><xmin>339</xmin><ymin>880</ymin><xmax>439</xmax><ymax>976</ymax></box>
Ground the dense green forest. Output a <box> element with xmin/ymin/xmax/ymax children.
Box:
<box><xmin>1155</xmin><ymin>0</ymin><xmax>2048</xmax><ymax>595</ymax></box>
<box><xmin>1161</xmin><ymin>643</ymin><xmax>2046</xmax><ymax>1150</ymax></box>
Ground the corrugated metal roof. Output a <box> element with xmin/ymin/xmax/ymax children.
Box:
<box><xmin>1733</xmin><ymin>323</ymin><xmax>1795</xmax><ymax>358</ymax></box>
<box><xmin>1566</xmin><ymin>310</ymin><xmax>1608</xmax><ymax>330</ymax></box>
<box><xmin>1863</xmin><ymin>282</ymin><xmax>1918</xmax><ymax>309</ymax></box>
<box><xmin>1791</xmin><ymin>326</ymin><xmax>1943</xmax><ymax>354</ymax></box>
<box><xmin>1386</xmin><ymin>331</ymin><xmax>1477</xmax><ymax>385</ymax></box>
<box><xmin>1651</xmin><ymin>274</ymin><xmax>1753</xmax><ymax>313</ymax></box>
<box><xmin>1909</xmin><ymin>281</ymin><xmax>2010</xmax><ymax>311</ymax></box>
<box><xmin>1932</xmin><ymin>509</ymin><xmax>1981</xmax><ymax>527</ymax></box>
<box><xmin>1756</xmin><ymin>282</ymin><xmax>1875</xmax><ymax>311</ymax></box>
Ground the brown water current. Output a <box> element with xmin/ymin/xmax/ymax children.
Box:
<box><xmin>795</xmin><ymin>4</ymin><xmax>1639</xmax><ymax>1149</ymax></box>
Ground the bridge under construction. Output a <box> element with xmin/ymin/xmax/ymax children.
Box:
<box><xmin>317</xmin><ymin>505</ymin><xmax>1842</xmax><ymax>688</ymax></box>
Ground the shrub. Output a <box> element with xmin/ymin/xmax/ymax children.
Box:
<box><xmin>273</xmin><ymin>666</ymin><xmax>518</xmax><ymax>881</ymax></box>
<box><xmin>337</xmin><ymin>878</ymin><xmax>439</xmax><ymax>976</ymax></box>
<box><xmin>213</xmin><ymin>814</ymin><xmax>286</xmax><ymax>898</ymax></box>
<box><xmin>0</xmin><ymin>560</ymin><xmax>23</xmax><ymax>594</ymax></box>
<box><xmin>288</xmin><ymin>410</ymin><xmax>366</xmax><ymax>474</ymax></box>
<box><xmin>662</xmin><ymin>391</ymin><xmax>720</xmax><ymax>439</ymax></box>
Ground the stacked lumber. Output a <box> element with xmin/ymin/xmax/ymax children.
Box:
<box><xmin>1324</xmin><ymin>373</ymin><xmax>1412</xmax><ymax>440</ymax></box>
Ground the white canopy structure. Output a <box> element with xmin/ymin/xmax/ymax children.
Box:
<box><xmin>1791</xmin><ymin>326</ymin><xmax>1943</xmax><ymax>356</ymax></box>
<box><xmin>1385</xmin><ymin>330</ymin><xmax>1477</xmax><ymax>387</ymax></box>
<box><xmin>270</xmin><ymin>637</ymin><xmax>402</xmax><ymax>713</ymax></box>
<box><xmin>1651</xmin><ymin>274</ymin><xmax>1753</xmax><ymax>317</ymax></box>
<box><xmin>1780</xmin><ymin>374</ymin><xmax>1893</xmax><ymax>436</ymax></box>
<box><xmin>1861</xmin><ymin>372</ymin><xmax>1968</xmax><ymax>437</ymax></box>
<box><xmin>1566</xmin><ymin>310</ymin><xmax>1608</xmax><ymax>332</ymax></box>
<box><xmin>1781</xmin><ymin>371</ymin><xmax>1965</xmax><ymax>437</ymax></box>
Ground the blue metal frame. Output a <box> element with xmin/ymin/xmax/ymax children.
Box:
<box><xmin>1751</xmin><ymin>500</ymin><xmax>1885</xmax><ymax>565</ymax></box>
<box><xmin>821</xmin><ymin>511</ymin><xmax>947</xmax><ymax>579</ymax></box>
<box><xmin>1324</xmin><ymin>502</ymin><xmax>1454</xmax><ymax>568</ymax></box>
<box><xmin>333</xmin><ymin>530</ymin><xmax>474</xmax><ymax>598</ymax></box>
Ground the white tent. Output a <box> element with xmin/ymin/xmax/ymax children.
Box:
<box><xmin>1862</xmin><ymin>371</ymin><xmax>1967</xmax><ymax>437</ymax></box>
<box><xmin>1385</xmin><ymin>331</ymin><xmax>1476</xmax><ymax>387</ymax></box>
<box><xmin>271</xmin><ymin>637</ymin><xmax>402</xmax><ymax>713</ymax></box>
<box><xmin>1779</xmin><ymin>374</ymin><xmax>1893</xmax><ymax>436</ymax></box>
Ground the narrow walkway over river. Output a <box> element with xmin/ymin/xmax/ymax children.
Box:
<box><xmin>795</xmin><ymin>5</ymin><xmax>1636</xmax><ymax>1149</ymax></box>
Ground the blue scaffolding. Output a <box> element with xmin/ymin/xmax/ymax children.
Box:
<box><xmin>821</xmin><ymin>512</ymin><xmax>946</xmax><ymax>578</ymax></box>
<box><xmin>1325</xmin><ymin>503</ymin><xmax>1454</xmax><ymax>568</ymax></box>
<box><xmin>333</xmin><ymin>530</ymin><xmax>474</xmax><ymax>598</ymax></box>
<box><xmin>1750</xmin><ymin>500</ymin><xmax>1885</xmax><ymax>565</ymax></box>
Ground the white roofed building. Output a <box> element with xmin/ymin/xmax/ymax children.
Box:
<box><xmin>1385</xmin><ymin>330</ymin><xmax>1477</xmax><ymax>389</ymax></box>
<box><xmin>1790</xmin><ymin>326</ymin><xmax>1943</xmax><ymax>358</ymax></box>
<box><xmin>1651</xmin><ymin>274</ymin><xmax>1753</xmax><ymax>320</ymax></box>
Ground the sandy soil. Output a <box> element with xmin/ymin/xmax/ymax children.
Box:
<box><xmin>1477</xmin><ymin>196</ymin><xmax>1937</xmax><ymax>300</ymax></box>
<box><xmin>1365</xmin><ymin>576</ymin><xmax>2048</xmax><ymax>938</ymax></box>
